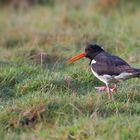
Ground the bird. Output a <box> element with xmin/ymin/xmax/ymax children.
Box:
<box><xmin>67</xmin><ymin>44</ymin><xmax>140</xmax><ymax>99</ymax></box>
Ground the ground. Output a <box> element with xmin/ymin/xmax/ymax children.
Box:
<box><xmin>0</xmin><ymin>1</ymin><xmax>140</xmax><ymax>139</ymax></box>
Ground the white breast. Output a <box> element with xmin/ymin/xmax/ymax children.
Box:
<box><xmin>90</xmin><ymin>59</ymin><xmax>110</xmax><ymax>85</ymax></box>
<box><xmin>91</xmin><ymin>68</ymin><xmax>111</xmax><ymax>85</ymax></box>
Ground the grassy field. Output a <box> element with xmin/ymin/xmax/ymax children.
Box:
<box><xmin>0</xmin><ymin>0</ymin><xmax>140</xmax><ymax>139</ymax></box>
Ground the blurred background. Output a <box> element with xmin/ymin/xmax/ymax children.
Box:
<box><xmin>0</xmin><ymin>0</ymin><xmax>140</xmax><ymax>63</ymax></box>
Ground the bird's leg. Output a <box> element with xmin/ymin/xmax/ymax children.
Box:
<box><xmin>95</xmin><ymin>84</ymin><xmax>117</xmax><ymax>94</ymax></box>
<box><xmin>110</xmin><ymin>84</ymin><xmax>117</xmax><ymax>93</ymax></box>
<box><xmin>106</xmin><ymin>86</ymin><xmax>113</xmax><ymax>100</ymax></box>
<box><xmin>95</xmin><ymin>86</ymin><xmax>107</xmax><ymax>92</ymax></box>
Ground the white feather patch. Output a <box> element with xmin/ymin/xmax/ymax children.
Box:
<box><xmin>91</xmin><ymin>59</ymin><xmax>96</xmax><ymax>64</ymax></box>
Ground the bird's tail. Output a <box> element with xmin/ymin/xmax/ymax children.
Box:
<box><xmin>138</xmin><ymin>68</ymin><xmax>140</xmax><ymax>76</ymax></box>
<box><xmin>135</xmin><ymin>68</ymin><xmax>140</xmax><ymax>78</ymax></box>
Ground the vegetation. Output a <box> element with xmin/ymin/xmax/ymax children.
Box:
<box><xmin>0</xmin><ymin>0</ymin><xmax>140</xmax><ymax>139</ymax></box>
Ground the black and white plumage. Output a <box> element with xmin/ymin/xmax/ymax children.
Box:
<box><xmin>90</xmin><ymin>49</ymin><xmax>140</xmax><ymax>85</ymax></box>
<box><xmin>68</xmin><ymin>44</ymin><xmax>140</xmax><ymax>99</ymax></box>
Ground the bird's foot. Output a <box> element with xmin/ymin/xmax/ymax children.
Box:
<box><xmin>95</xmin><ymin>85</ymin><xmax>117</xmax><ymax>93</ymax></box>
<box><xmin>95</xmin><ymin>86</ymin><xmax>107</xmax><ymax>92</ymax></box>
<box><xmin>96</xmin><ymin>85</ymin><xmax>117</xmax><ymax>100</ymax></box>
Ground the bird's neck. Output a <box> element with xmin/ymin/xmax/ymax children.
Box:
<box><xmin>87</xmin><ymin>51</ymin><xmax>104</xmax><ymax>61</ymax></box>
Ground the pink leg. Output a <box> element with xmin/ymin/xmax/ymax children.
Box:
<box><xmin>95</xmin><ymin>86</ymin><xmax>107</xmax><ymax>92</ymax></box>
<box><xmin>106</xmin><ymin>86</ymin><xmax>113</xmax><ymax>100</ymax></box>
<box><xmin>110</xmin><ymin>84</ymin><xmax>117</xmax><ymax>93</ymax></box>
<box><xmin>95</xmin><ymin>85</ymin><xmax>117</xmax><ymax>92</ymax></box>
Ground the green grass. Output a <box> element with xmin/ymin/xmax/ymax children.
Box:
<box><xmin>0</xmin><ymin>1</ymin><xmax>140</xmax><ymax>139</ymax></box>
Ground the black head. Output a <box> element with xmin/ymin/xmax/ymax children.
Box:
<box><xmin>67</xmin><ymin>43</ymin><xmax>104</xmax><ymax>64</ymax></box>
<box><xmin>85</xmin><ymin>44</ymin><xmax>104</xmax><ymax>60</ymax></box>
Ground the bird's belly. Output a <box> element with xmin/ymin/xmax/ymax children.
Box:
<box><xmin>91</xmin><ymin>67</ymin><xmax>133</xmax><ymax>85</ymax></box>
<box><xmin>90</xmin><ymin>67</ymin><xmax>112</xmax><ymax>84</ymax></box>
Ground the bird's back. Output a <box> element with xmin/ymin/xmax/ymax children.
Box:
<box><xmin>92</xmin><ymin>51</ymin><xmax>140</xmax><ymax>77</ymax></box>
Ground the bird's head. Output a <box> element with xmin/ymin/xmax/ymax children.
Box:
<box><xmin>67</xmin><ymin>44</ymin><xmax>104</xmax><ymax>64</ymax></box>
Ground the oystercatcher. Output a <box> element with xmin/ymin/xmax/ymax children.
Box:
<box><xmin>67</xmin><ymin>44</ymin><xmax>140</xmax><ymax>99</ymax></box>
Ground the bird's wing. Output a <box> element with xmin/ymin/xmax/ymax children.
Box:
<box><xmin>92</xmin><ymin>52</ymin><xmax>136</xmax><ymax>76</ymax></box>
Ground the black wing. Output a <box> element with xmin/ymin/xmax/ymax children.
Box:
<box><xmin>92</xmin><ymin>52</ymin><xmax>137</xmax><ymax>76</ymax></box>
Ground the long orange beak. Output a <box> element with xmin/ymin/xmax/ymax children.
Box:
<box><xmin>67</xmin><ymin>52</ymin><xmax>87</xmax><ymax>64</ymax></box>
